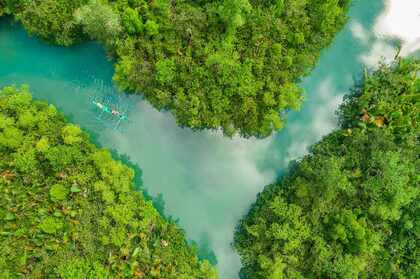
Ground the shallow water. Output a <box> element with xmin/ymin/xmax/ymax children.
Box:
<box><xmin>0</xmin><ymin>1</ymin><xmax>416</xmax><ymax>278</ymax></box>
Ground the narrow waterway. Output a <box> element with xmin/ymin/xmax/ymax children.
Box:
<box><xmin>0</xmin><ymin>1</ymin><xmax>417</xmax><ymax>277</ymax></box>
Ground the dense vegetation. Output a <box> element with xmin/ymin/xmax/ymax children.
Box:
<box><xmin>1</xmin><ymin>0</ymin><xmax>350</xmax><ymax>137</ymax></box>
<box><xmin>0</xmin><ymin>86</ymin><xmax>217</xmax><ymax>278</ymax></box>
<box><xmin>234</xmin><ymin>59</ymin><xmax>420</xmax><ymax>278</ymax></box>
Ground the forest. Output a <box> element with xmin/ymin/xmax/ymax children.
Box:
<box><xmin>0</xmin><ymin>86</ymin><xmax>217</xmax><ymax>278</ymax></box>
<box><xmin>0</xmin><ymin>0</ymin><xmax>350</xmax><ymax>137</ymax></box>
<box><xmin>2</xmin><ymin>1</ymin><xmax>418</xmax><ymax>279</ymax></box>
<box><xmin>234</xmin><ymin>58</ymin><xmax>420</xmax><ymax>278</ymax></box>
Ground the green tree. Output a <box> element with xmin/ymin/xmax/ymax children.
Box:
<box><xmin>234</xmin><ymin>59</ymin><xmax>420</xmax><ymax>278</ymax></box>
<box><xmin>16</xmin><ymin>0</ymin><xmax>86</xmax><ymax>46</ymax></box>
<box><xmin>121</xmin><ymin>6</ymin><xmax>143</xmax><ymax>34</ymax></box>
<box><xmin>6</xmin><ymin>0</ymin><xmax>351</xmax><ymax>137</ymax></box>
<box><xmin>0</xmin><ymin>86</ymin><xmax>218</xmax><ymax>278</ymax></box>
<box><xmin>74</xmin><ymin>0</ymin><xmax>121</xmax><ymax>42</ymax></box>
<box><xmin>144</xmin><ymin>19</ymin><xmax>159</xmax><ymax>36</ymax></box>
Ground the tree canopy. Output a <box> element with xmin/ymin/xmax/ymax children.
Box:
<box><xmin>234</xmin><ymin>59</ymin><xmax>420</xmax><ymax>278</ymax></box>
<box><xmin>0</xmin><ymin>86</ymin><xmax>218</xmax><ymax>278</ymax></box>
<box><xmin>2</xmin><ymin>0</ymin><xmax>350</xmax><ymax>137</ymax></box>
<box><xmin>0</xmin><ymin>2</ymin><xmax>4</xmax><ymax>16</ymax></box>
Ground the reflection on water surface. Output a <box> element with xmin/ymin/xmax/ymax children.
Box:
<box><xmin>1</xmin><ymin>1</ymin><xmax>418</xmax><ymax>277</ymax></box>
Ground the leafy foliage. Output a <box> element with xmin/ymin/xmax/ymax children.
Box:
<box><xmin>234</xmin><ymin>59</ymin><xmax>420</xmax><ymax>278</ymax></box>
<box><xmin>0</xmin><ymin>86</ymin><xmax>218</xmax><ymax>278</ymax></box>
<box><xmin>0</xmin><ymin>2</ymin><xmax>4</xmax><ymax>16</ymax></box>
<box><xmin>5</xmin><ymin>0</ymin><xmax>350</xmax><ymax>137</ymax></box>
<box><xmin>74</xmin><ymin>0</ymin><xmax>122</xmax><ymax>42</ymax></box>
<box><xmin>12</xmin><ymin>0</ymin><xmax>87</xmax><ymax>45</ymax></box>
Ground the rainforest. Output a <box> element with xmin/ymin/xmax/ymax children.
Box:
<box><xmin>234</xmin><ymin>59</ymin><xmax>419</xmax><ymax>278</ymax></box>
<box><xmin>0</xmin><ymin>86</ymin><xmax>216</xmax><ymax>278</ymax></box>
<box><xmin>0</xmin><ymin>0</ymin><xmax>419</xmax><ymax>278</ymax></box>
<box><xmin>1</xmin><ymin>0</ymin><xmax>350</xmax><ymax>137</ymax></box>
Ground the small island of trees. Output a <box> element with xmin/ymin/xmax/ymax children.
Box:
<box><xmin>1</xmin><ymin>0</ymin><xmax>350</xmax><ymax>137</ymax></box>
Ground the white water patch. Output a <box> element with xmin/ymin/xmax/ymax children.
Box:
<box><xmin>375</xmin><ymin>0</ymin><xmax>420</xmax><ymax>56</ymax></box>
<box><xmin>102</xmin><ymin>100</ymin><xmax>277</xmax><ymax>279</ymax></box>
<box><xmin>353</xmin><ymin>0</ymin><xmax>420</xmax><ymax>68</ymax></box>
<box><xmin>311</xmin><ymin>78</ymin><xmax>345</xmax><ymax>137</ymax></box>
<box><xmin>281</xmin><ymin>77</ymin><xmax>345</xmax><ymax>164</ymax></box>
<box><xmin>351</xmin><ymin>21</ymin><xmax>370</xmax><ymax>45</ymax></box>
<box><xmin>360</xmin><ymin>40</ymin><xmax>397</xmax><ymax>68</ymax></box>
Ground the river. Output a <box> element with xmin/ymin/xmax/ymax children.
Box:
<box><xmin>0</xmin><ymin>0</ymin><xmax>418</xmax><ymax>278</ymax></box>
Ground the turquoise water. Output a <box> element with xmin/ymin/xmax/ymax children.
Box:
<box><xmin>0</xmin><ymin>1</ymin><xmax>394</xmax><ymax>277</ymax></box>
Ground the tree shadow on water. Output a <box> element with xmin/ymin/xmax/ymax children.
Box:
<box><xmin>191</xmin><ymin>234</ymin><xmax>218</xmax><ymax>266</ymax></box>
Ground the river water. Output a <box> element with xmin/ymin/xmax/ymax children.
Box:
<box><xmin>0</xmin><ymin>1</ymin><xmax>418</xmax><ymax>278</ymax></box>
